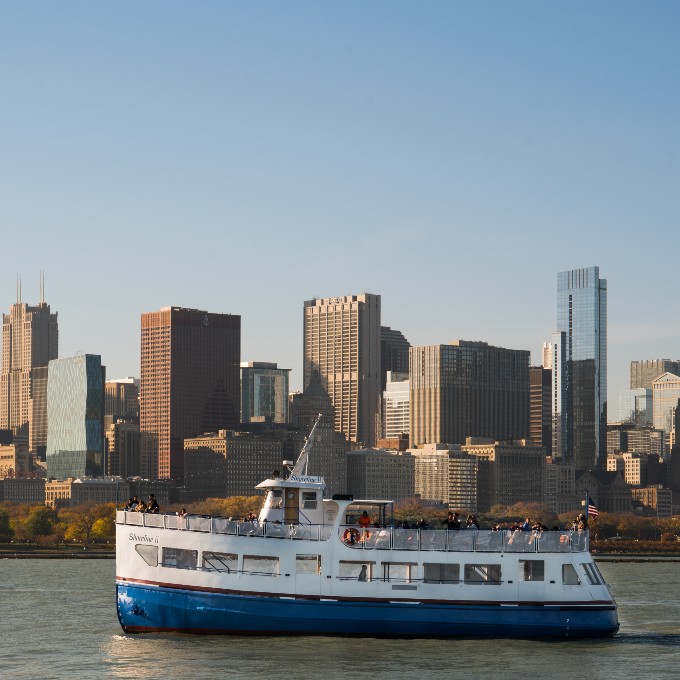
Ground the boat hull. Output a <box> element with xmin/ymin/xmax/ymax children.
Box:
<box><xmin>116</xmin><ymin>581</ymin><xmax>619</xmax><ymax>639</ymax></box>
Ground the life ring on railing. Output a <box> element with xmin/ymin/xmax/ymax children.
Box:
<box><xmin>559</xmin><ymin>534</ymin><xmax>569</xmax><ymax>543</ymax></box>
<box><xmin>343</xmin><ymin>528</ymin><xmax>360</xmax><ymax>545</ymax></box>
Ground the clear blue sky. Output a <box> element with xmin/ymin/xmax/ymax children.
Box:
<box><xmin>1</xmin><ymin>2</ymin><xmax>679</xmax><ymax>409</ymax></box>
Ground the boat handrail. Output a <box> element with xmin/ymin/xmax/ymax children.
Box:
<box><xmin>116</xmin><ymin>510</ymin><xmax>589</xmax><ymax>553</ymax></box>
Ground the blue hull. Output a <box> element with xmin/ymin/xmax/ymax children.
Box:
<box><xmin>116</xmin><ymin>582</ymin><xmax>619</xmax><ymax>639</ymax></box>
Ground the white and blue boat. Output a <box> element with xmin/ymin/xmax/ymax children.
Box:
<box><xmin>116</xmin><ymin>427</ymin><xmax>619</xmax><ymax>638</ymax></box>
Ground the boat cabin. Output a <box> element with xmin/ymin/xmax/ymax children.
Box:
<box><xmin>256</xmin><ymin>473</ymin><xmax>326</xmax><ymax>525</ymax></box>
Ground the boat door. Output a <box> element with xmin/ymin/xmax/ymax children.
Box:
<box><xmin>517</xmin><ymin>558</ymin><xmax>545</xmax><ymax>602</ymax></box>
<box><xmin>284</xmin><ymin>489</ymin><xmax>300</xmax><ymax>524</ymax></box>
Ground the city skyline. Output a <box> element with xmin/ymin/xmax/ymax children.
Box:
<box><xmin>2</xmin><ymin>4</ymin><xmax>679</xmax><ymax>407</ymax></box>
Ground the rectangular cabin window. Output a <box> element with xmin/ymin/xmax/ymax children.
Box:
<box><xmin>243</xmin><ymin>555</ymin><xmax>279</xmax><ymax>576</ymax></box>
<box><xmin>203</xmin><ymin>551</ymin><xmax>237</xmax><ymax>573</ymax></box>
<box><xmin>423</xmin><ymin>563</ymin><xmax>460</xmax><ymax>584</ymax></box>
<box><xmin>464</xmin><ymin>564</ymin><xmax>502</xmax><ymax>585</ymax></box>
<box><xmin>162</xmin><ymin>547</ymin><xmax>198</xmax><ymax>570</ymax></box>
<box><xmin>135</xmin><ymin>544</ymin><xmax>158</xmax><ymax>567</ymax></box>
<box><xmin>339</xmin><ymin>561</ymin><xmax>373</xmax><ymax>582</ymax></box>
<box><xmin>519</xmin><ymin>560</ymin><xmax>545</xmax><ymax>582</ymax></box>
<box><xmin>296</xmin><ymin>554</ymin><xmax>321</xmax><ymax>575</ymax></box>
<box><xmin>562</xmin><ymin>563</ymin><xmax>581</xmax><ymax>585</ymax></box>
<box><xmin>581</xmin><ymin>562</ymin><xmax>601</xmax><ymax>585</ymax></box>
<box><xmin>382</xmin><ymin>562</ymin><xmax>417</xmax><ymax>583</ymax></box>
<box><xmin>302</xmin><ymin>492</ymin><xmax>317</xmax><ymax>510</ymax></box>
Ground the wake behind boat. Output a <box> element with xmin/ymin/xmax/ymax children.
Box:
<box><xmin>115</xmin><ymin>422</ymin><xmax>619</xmax><ymax>638</ymax></box>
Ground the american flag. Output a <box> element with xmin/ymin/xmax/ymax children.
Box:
<box><xmin>587</xmin><ymin>497</ymin><xmax>599</xmax><ymax>519</ymax></box>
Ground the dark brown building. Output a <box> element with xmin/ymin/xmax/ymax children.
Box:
<box><xmin>529</xmin><ymin>366</ymin><xmax>552</xmax><ymax>455</ymax></box>
<box><xmin>140</xmin><ymin>307</ymin><xmax>240</xmax><ymax>483</ymax></box>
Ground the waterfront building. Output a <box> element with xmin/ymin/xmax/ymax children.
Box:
<box><xmin>303</xmin><ymin>293</ymin><xmax>381</xmax><ymax>447</ymax></box>
<box><xmin>240</xmin><ymin>362</ymin><xmax>290</xmax><ymax>425</ymax></box>
<box><xmin>46</xmin><ymin>355</ymin><xmax>105</xmax><ymax>480</ymax></box>
<box><xmin>0</xmin><ymin>477</ymin><xmax>45</xmax><ymax>503</ymax></box>
<box><xmin>346</xmin><ymin>448</ymin><xmax>415</xmax><ymax>501</ymax></box>
<box><xmin>544</xmin><ymin>458</ymin><xmax>577</xmax><ymax>515</ymax></box>
<box><xmin>409</xmin><ymin>341</ymin><xmax>529</xmax><ymax>447</ymax></box>
<box><xmin>381</xmin><ymin>326</ymin><xmax>410</xmax><ymax>391</ymax></box>
<box><xmin>105</xmin><ymin>378</ymin><xmax>140</xmax><ymax>424</ymax></box>
<box><xmin>383</xmin><ymin>371</ymin><xmax>409</xmax><ymax>439</ymax></box>
<box><xmin>575</xmin><ymin>470</ymin><xmax>631</xmax><ymax>514</ymax></box>
<box><xmin>45</xmin><ymin>476</ymin><xmax>129</xmax><ymax>509</ymax></box>
<box><xmin>606</xmin><ymin>452</ymin><xmax>656</xmax><ymax>487</ymax></box>
<box><xmin>409</xmin><ymin>443</ymin><xmax>460</xmax><ymax>505</ymax></box>
<box><xmin>652</xmin><ymin>372</ymin><xmax>680</xmax><ymax>435</ymax></box>
<box><xmin>553</xmin><ymin>266</ymin><xmax>607</xmax><ymax>470</ymax></box>
<box><xmin>529</xmin><ymin>366</ymin><xmax>552</xmax><ymax>454</ymax></box>
<box><xmin>631</xmin><ymin>360</ymin><xmax>680</xmax><ymax>390</ymax></box>
<box><xmin>618</xmin><ymin>388</ymin><xmax>652</xmax><ymax>426</ymax></box>
<box><xmin>630</xmin><ymin>485</ymin><xmax>672</xmax><ymax>518</ymax></box>
<box><xmin>606</xmin><ymin>423</ymin><xmax>665</xmax><ymax>458</ymax></box>
<box><xmin>140</xmin><ymin>307</ymin><xmax>241</xmax><ymax>483</ymax></box>
<box><xmin>0</xmin><ymin>279</ymin><xmax>58</xmax><ymax>454</ymax></box>
<box><xmin>288</xmin><ymin>370</ymin><xmax>347</xmax><ymax>497</ymax></box>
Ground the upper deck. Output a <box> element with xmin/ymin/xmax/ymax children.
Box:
<box><xmin>116</xmin><ymin>510</ymin><xmax>589</xmax><ymax>554</ymax></box>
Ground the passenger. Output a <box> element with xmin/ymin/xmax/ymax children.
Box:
<box><xmin>124</xmin><ymin>498</ymin><xmax>136</xmax><ymax>510</ymax></box>
<box><xmin>177</xmin><ymin>508</ymin><xmax>187</xmax><ymax>518</ymax></box>
<box><xmin>521</xmin><ymin>517</ymin><xmax>532</xmax><ymax>531</ymax></box>
<box><xmin>135</xmin><ymin>500</ymin><xmax>147</xmax><ymax>513</ymax></box>
<box><xmin>358</xmin><ymin>511</ymin><xmax>371</xmax><ymax>529</ymax></box>
<box><xmin>416</xmin><ymin>518</ymin><xmax>429</xmax><ymax>530</ymax></box>
<box><xmin>466</xmin><ymin>515</ymin><xmax>480</xmax><ymax>529</ymax></box>
<box><xmin>358</xmin><ymin>564</ymin><xmax>368</xmax><ymax>582</ymax></box>
<box><xmin>148</xmin><ymin>494</ymin><xmax>160</xmax><ymax>514</ymax></box>
<box><xmin>441</xmin><ymin>512</ymin><xmax>461</xmax><ymax>530</ymax></box>
<box><xmin>401</xmin><ymin>520</ymin><xmax>410</xmax><ymax>529</ymax></box>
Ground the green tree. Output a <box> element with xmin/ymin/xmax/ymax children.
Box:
<box><xmin>0</xmin><ymin>508</ymin><xmax>14</xmax><ymax>542</ymax></box>
<box><xmin>25</xmin><ymin>506</ymin><xmax>55</xmax><ymax>540</ymax></box>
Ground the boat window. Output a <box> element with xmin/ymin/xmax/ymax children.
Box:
<box><xmin>203</xmin><ymin>551</ymin><xmax>237</xmax><ymax>573</ymax></box>
<box><xmin>382</xmin><ymin>562</ymin><xmax>417</xmax><ymax>583</ymax></box>
<box><xmin>519</xmin><ymin>560</ymin><xmax>544</xmax><ymax>582</ymax></box>
<box><xmin>464</xmin><ymin>564</ymin><xmax>502</xmax><ymax>585</ymax></box>
<box><xmin>581</xmin><ymin>562</ymin><xmax>601</xmax><ymax>585</ymax></box>
<box><xmin>339</xmin><ymin>561</ymin><xmax>373</xmax><ymax>581</ymax></box>
<box><xmin>270</xmin><ymin>489</ymin><xmax>283</xmax><ymax>509</ymax></box>
<box><xmin>135</xmin><ymin>544</ymin><xmax>158</xmax><ymax>567</ymax></box>
<box><xmin>243</xmin><ymin>555</ymin><xmax>279</xmax><ymax>576</ymax></box>
<box><xmin>162</xmin><ymin>547</ymin><xmax>198</xmax><ymax>570</ymax></box>
<box><xmin>562</xmin><ymin>564</ymin><xmax>581</xmax><ymax>585</ymax></box>
<box><xmin>423</xmin><ymin>563</ymin><xmax>460</xmax><ymax>584</ymax></box>
<box><xmin>296</xmin><ymin>554</ymin><xmax>321</xmax><ymax>574</ymax></box>
<box><xmin>302</xmin><ymin>492</ymin><xmax>317</xmax><ymax>510</ymax></box>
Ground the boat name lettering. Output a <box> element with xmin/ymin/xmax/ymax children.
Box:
<box><xmin>129</xmin><ymin>533</ymin><xmax>158</xmax><ymax>544</ymax></box>
<box><xmin>289</xmin><ymin>475</ymin><xmax>320</xmax><ymax>483</ymax></box>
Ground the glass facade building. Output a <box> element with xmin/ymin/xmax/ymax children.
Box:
<box><xmin>240</xmin><ymin>362</ymin><xmax>290</xmax><ymax>424</ymax></box>
<box><xmin>618</xmin><ymin>388</ymin><xmax>652</xmax><ymax>426</ymax></box>
<box><xmin>553</xmin><ymin>266</ymin><xmax>607</xmax><ymax>470</ymax></box>
<box><xmin>46</xmin><ymin>354</ymin><xmax>106</xmax><ymax>479</ymax></box>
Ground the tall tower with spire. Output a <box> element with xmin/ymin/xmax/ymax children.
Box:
<box><xmin>0</xmin><ymin>273</ymin><xmax>58</xmax><ymax>452</ymax></box>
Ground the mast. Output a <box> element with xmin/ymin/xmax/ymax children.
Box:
<box><xmin>290</xmin><ymin>413</ymin><xmax>323</xmax><ymax>477</ymax></box>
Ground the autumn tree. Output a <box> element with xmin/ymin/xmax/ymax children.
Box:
<box><xmin>0</xmin><ymin>508</ymin><xmax>13</xmax><ymax>542</ymax></box>
<box><xmin>25</xmin><ymin>506</ymin><xmax>56</xmax><ymax>541</ymax></box>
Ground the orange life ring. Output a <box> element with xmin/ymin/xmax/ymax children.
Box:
<box><xmin>343</xmin><ymin>528</ymin><xmax>360</xmax><ymax>544</ymax></box>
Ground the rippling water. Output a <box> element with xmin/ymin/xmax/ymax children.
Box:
<box><xmin>1</xmin><ymin>559</ymin><xmax>680</xmax><ymax>679</ymax></box>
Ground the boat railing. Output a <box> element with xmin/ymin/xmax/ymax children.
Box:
<box><xmin>115</xmin><ymin>511</ymin><xmax>588</xmax><ymax>552</ymax></box>
<box><xmin>339</xmin><ymin>526</ymin><xmax>588</xmax><ymax>553</ymax></box>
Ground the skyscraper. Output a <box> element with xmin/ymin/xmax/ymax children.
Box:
<box><xmin>380</xmin><ymin>326</ymin><xmax>410</xmax><ymax>391</ymax></box>
<box><xmin>409</xmin><ymin>341</ymin><xmax>530</xmax><ymax>447</ymax></box>
<box><xmin>140</xmin><ymin>307</ymin><xmax>240</xmax><ymax>482</ymax></box>
<box><xmin>553</xmin><ymin>266</ymin><xmax>607</xmax><ymax>470</ymax></box>
<box><xmin>0</xmin><ymin>277</ymin><xmax>58</xmax><ymax>449</ymax></box>
<box><xmin>529</xmin><ymin>366</ymin><xmax>552</xmax><ymax>454</ymax></box>
<box><xmin>46</xmin><ymin>354</ymin><xmax>105</xmax><ymax>479</ymax></box>
<box><xmin>303</xmin><ymin>293</ymin><xmax>381</xmax><ymax>447</ymax></box>
<box><xmin>240</xmin><ymin>362</ymin><xmax>290</xmax><ymax>424</ymax></box>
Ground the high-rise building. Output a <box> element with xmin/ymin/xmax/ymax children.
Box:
<box><xmin>140</xmin><ymin>307</ymin><xmax>240</xmax><ymax>483</ymax></box>
<box><xmin>630</xmin><ymin>360</ymin><xmax>680</xmax><ymax>390</ymax></box>
<box><xmin>652</xmin><ymin>372</ymin><xmax>680</xmax><ymax>435</ymax></box>
<box><xmin>240</xmin><ymin>362</ymin><xmax>290</xmax><ymax>424</ymax></box>
<box><xmin>529</xmin><ymin>366</ymin><xmax>552</xmax><ymax>454</ymax></box>
<box><xmin>46</xmin><ymin>354</ymin><xmax>105</xmax><ymax>480</ymax></box>
<box><xmin>289</xmin><ymin>370</ymin><xmax>348</xmax><ymax>496</ymax></box>
<box><xmin>0</xmin><ymin>279</ymin><xmax>58</xmax><ymax>449</ymax></box>
<box><xmin>381</xmin><ymin>326</ymin><xmax>410</xmax><ymax>391</ymax></box>
<box><xmin>618</xmin><ymin>388</ymin><xmax>652</xmax><ymax>426</ymax></box>
<box><xmin>541</xmin><ymin>342</ymin><xmax>553</xmax><ymax>370</ymax></box>
<box><xmin>105</xmin><ymin>378</ymin><xmax>140</xmax><ymax>423</ymax></box>
<box><xmin>346</xmin><ymin>448</ymin><xmax>415</xmax><ymax>501</ymax></box>
<box><xmin>303</xmin><ymin>293</ymin><xmax>381</xmax><ymax>447</ymax></box>
<box><xmin>383</xmin><ymin>371</ymin><xmax>409</xmax><ymax>439</ymax></box>
<box><xmin>105</xmin><ymin>420</ymin><xmax>141</xmax><ymax>478</ymax></box>
<box><xmin>553</xmin><ymin>266</ymin><xmax>607</xmax><ymax>470</ymax></box>
<box><xmin>409</xmin><ymin>341</ymin><xmax>530</xmax><ymax>447</ymax></box>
